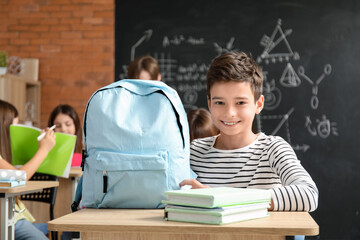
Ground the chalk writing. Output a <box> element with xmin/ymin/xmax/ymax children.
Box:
<box><xmin>298</xmin><ymin>64</ymin><xmax>332</xmax><ymax>109</ymax></box>
<box><xmin>131</xmin><ymin>29</ymin><xmax>152</xmax><ymax>61</ymax></box>
<box><xmin>305</xmin><ymin>115</ymin><xmax>338</xmax><ymax>138</ymax></box>
<box><xmin>118</xmin><ymin>19</ymin><xmax>339</xmax><ymax>148</ymax></box>
<box><xmin>280</xmin><ymin>63</ymin><xmax>301</xmax><ymax>87</ymax></box>
<box><xmin>163</xmin><ymin>35</ymin><xmax>205</xmax><ymax>47</ymax></box>
<box><xmin>257</xmin><ymin>19</ymin><xmax>299</xmax><ymax>64</ymax></box>
<box><xmin>214</xmin><ymin>37</ymin><xmax>239</xmax><ymax>56</ymax></box>
<box><xmin>154</xmin><ymin>52</ymin><xmax>177</xmax><ymax>82</ymax></box>
<box><xmin>263</xmin><ymin>78</ymin><xmax>282</xmax><ymax>110</ymax></box>
<box><xmin>259</xmin><ymin>108</ymin><xmax>294</xmax><ymax>144</ymax></box>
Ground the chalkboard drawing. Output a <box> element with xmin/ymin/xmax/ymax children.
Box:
<box><xmin>183</xmin><ymin>90</ymin><xmax>199</xmax><ymax>110</ymax></box>
<box><xmin>292</xmin><ymin>144</ymin><xmax>310</xmax><ymax>153</ymax></box>
<box><xmin>214</xmin><ymin>37</ymin><xmax>238</xmax><ymax>56</ymax></box>
<box><xmin>257</xmin><ymin>19</ymin><xmax>299</xmax><ymax>64</ymax></box>
<box><xmin>305</xmin><ymin>115</ymin><xmax>338</xmax><ymax>138</ymax></box>
<box><xmin>258</xmin><ymin>107</ymin><xmax>294</xmax><ymax>144</ymax></box>
<box><xmin>298</xmin><ymin>64</ymin><xmax>332</xmax><ymax>110</ymax></box>
<box><xmin>263</xmin><ymin>79</ymin><xmax>282</xmax><ymax>110</ymax></box>
<box><xmin>131</xmin><ymin>29</ymin><xmax>152</xmax><ymax>61</ymax></box>
<box><xmin>154</xmin><ymin>52</ymin><xmax>177</xmax><ymax>82</ymax></box>
<box><xmin>259</xmin><ymin>107</ymin><xmax>309</xmax><ymax>152</ymax></box>
<box><xmin>280</xmin><ymin>63</ymin><xmax>301</xmax><ymax>87</ymax></box>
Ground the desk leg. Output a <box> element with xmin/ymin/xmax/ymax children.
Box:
<box><xmin>1</xmin><ymin>196</ymin><xmax>15</xmax><ymax>240</ymax></box>
<box><xmin>71</xmin><ymin>177</ymin><xmax>79</xmax><ymax>202</ymax></box>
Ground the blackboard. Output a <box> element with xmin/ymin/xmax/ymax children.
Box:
<box><xmin>115</xmin><ymin>1</ymin><xmax>360</xmax><ymax>239</ymax></box>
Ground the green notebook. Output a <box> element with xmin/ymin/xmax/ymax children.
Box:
<box><xmin>162</xmin><ymin>187</ymin><xmax>272</xmax><ymax>208</ymax></box>
<box><xmin>10</xmin><ymin>124</ymin><xmax>76</xmax><ymax>178</ymax></box>
<box><xmin>165</xmin><ymin>203</ymin><xmax>270</xmax><ymax>225</ymax></box>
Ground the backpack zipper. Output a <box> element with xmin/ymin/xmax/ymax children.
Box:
<box><xmin>103</xmin><ymin>170</ymin><xmax>108</xmax><ymax>193</ymax></box>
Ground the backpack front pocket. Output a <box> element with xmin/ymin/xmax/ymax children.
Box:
<box><xmin>93</xmin><ymin>150</ymin><xmax>169</xmax><ymax>208</ymax></box>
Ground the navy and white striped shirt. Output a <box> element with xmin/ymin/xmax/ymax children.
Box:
<box><xmin>190</xmin><ymin>133</ymin><xmax>319</xmax><ymax>212</ymax></box>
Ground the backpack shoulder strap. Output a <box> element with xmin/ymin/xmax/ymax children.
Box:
<box><xmin>71</xmin><ymin>175</ymin><xmax>83</xmax><ymax>212</ymax></box>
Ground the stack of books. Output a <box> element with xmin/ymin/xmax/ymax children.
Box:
<box><xmin>0</xmin><ymin>169</ymin><xmax>26</xmax><ymax>188</ymax></box>
<box><xmin>162</xmin><ymin>187</ymin><xmax>272</xmax><ymax>225</ymax></box>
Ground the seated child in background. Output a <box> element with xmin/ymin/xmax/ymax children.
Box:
<box><xmin>48</xmin><ymin>104</ymin><xmax>82</xmax><ymax>167</ymax></box>
<box><xmin>48</xmin><ymin>104</ymin><xmax>83</xmax><ymax>239</ymax></box>
<box><xmin>0</xmin><ymin>99</ymin><xmax>55</xmax><ymax>240</ymax></box>
<box><xmin>187</xmin><ymin>108</ymin><xmax>219</xmax><ymax>142</ymax></box>
<box><xmin>180</xmin><ymin>52</ymin><xmax>319</xmax><ymax>212</ymax></box>
<box><xmin>127</xmin><ymin>55</ymin><xmax>162</xmax><ymax>81</ymax></box>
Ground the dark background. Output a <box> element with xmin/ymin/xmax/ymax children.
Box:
<box><xmin>115</xmin><ymin>1</ymin><xmax>360</xmax><ymax>239</ymax></box>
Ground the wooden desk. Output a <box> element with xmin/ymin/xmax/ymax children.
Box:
<box><xmin>69</xmin><ymin>167</ymin><xmax>82</xmax><ymax>201</ymax></box>
<box><xmin>24</xmin><ymin>167</ymin><xmax>83</xmax><ymax>223</ymax></box>
<box><xmin>0</xmin><ymin>181</ymin><xmax>59</xmax><ymax>240</ymax></box>
<box><xmin>48</xmin><ymin>209</ymin><xmax>319</xmax><ymax>240</ymax></box>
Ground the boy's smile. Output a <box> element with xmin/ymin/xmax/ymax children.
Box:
<box><xmin>208</xmin><ymin>81</ymin><xmax>264</xmax><ymax>149</ymax></box>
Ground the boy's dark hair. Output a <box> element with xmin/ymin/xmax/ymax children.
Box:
<box><xmin>206</xmin><ymin>52</ymin><xmax>263</xmax><ymax>101</ymax></box>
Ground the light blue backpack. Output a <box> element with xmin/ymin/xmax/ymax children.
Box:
<box><xmin>78</xmin><ymin>79</ymin><xmax>194</xmax><ymax>209</ymax></box>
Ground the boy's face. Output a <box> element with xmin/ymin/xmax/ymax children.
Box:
<box><xmin>207</xmin><ymin>81</ymin><xmax>264</xmax><ymax>137</ymax></box>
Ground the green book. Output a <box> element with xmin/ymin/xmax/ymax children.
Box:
<box><xmin>165</xmin><ymin>203</ymin><xmax>270</xmax><ymax>225</ymax></box>
<box><xmin>162</xmin><ymin>187</ymin><xmax>272</xmax><ymax>208</ymax></box>
<box><xmin>10</xmin><ymin>124</ymin><xmax>76</xmax><ymax>178</ymax></box>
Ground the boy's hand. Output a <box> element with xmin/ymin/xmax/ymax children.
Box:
<box><xmin>268</xmin><ymin>199</ymin><xmax>274</xmax><ymax>211</ymax></box>
<box><xmin>180</xmin><ymin>179</ymin><xmax>210</xmax><ymax>189</ymax></box>
<box><xmin>38</xmin><ymin>127</ymin><xmax>56</xmax><ymax>152</ymax></box>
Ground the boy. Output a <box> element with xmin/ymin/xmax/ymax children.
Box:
<box><xmin>181</xmin><ymin>52</ymin><xmax>318</xmax><ymax>212</ymax></box>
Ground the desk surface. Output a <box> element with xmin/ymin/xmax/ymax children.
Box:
<box><xmin>69</xmin><ymin>167</ymin><xmax>82</xmax><ymax>178</ymax></box>
<box><xmin>0</xmin><ymin>181</ymin><xmax>59</xmax><ymax>195</ymax></box>
<box><xmin>49</xmin><ymin>209</ymin><xmax>319</xmax><ymax>236</ymax></box>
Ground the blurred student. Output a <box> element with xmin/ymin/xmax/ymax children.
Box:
<box><xmin>0</xmin><ymin>99</ymin><xmax>55</xmax><ymax>240</ymax></box>
<box><xmin>127</xmin><ymin>55</ymin><xmax>162</xmax><ymax>81</ymax></box>
<box><xmin>187</xmin><ymin>108</ymin><xmax>219</xmax><ymax>142</ymax></box>
<box><xmin>48</xmin><ymin>104</ymin><xmax>82</xmax><ymax>167</ymax></box>
<box><xmin>48</xmin><ymin>104</ymin><xmax>83</xmax><ymax>240</ymax></box>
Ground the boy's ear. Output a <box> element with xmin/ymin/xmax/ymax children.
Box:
<box><xmin>157</xmin><ymin>73</ymin><xmax>162</xmax><ymax>81</ymax></box>
<box><xmin>255</xmin><ymin>95</ymin><xmax>264</xmax><ymax>114</ymax></box>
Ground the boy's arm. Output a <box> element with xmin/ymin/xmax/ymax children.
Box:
<box><xmin>268</xmin><ymin>139</ymin><xmax>319</xmax><ymax>212</ymax></box>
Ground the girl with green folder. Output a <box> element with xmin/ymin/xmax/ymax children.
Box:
<box><xmin>0</xmin><ymin>99</ymin><xmax>55</xmax><ymax>240</ymax></box>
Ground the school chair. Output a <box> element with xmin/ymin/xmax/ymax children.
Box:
<box><xmin>20</xmin><ymin>173</ymin><xmax>59</xmax><ymax>240</ymax></box>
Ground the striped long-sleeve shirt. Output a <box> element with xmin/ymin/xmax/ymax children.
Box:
<box><xmin>190</xmin><ymin>133</ymin><xmax>319</xmax><ymax>212</ymax></box>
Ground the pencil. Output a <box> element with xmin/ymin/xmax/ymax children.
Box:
<box><xmin>37</xmin><ymin>125</ymin><xmax>56</xmax><ymax>141</ymax></box>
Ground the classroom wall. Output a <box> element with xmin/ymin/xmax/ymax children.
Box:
<box><xmin>0</xmin><ymin>0</ymin><xmax>114</xmax><ymax>127</ymax></box>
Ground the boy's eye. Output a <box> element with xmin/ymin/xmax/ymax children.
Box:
<box><xmin>214</xmin><ymin>101</ymin><xmax>224</xmax><ymax>105</ymax></box>
<box><xmin>237</xmin><ymin>101</ymin><xmax>246</xmax><ymax>105</ymax></box>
